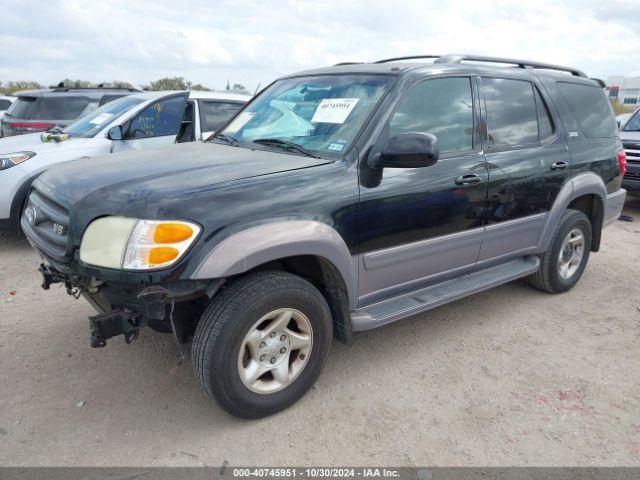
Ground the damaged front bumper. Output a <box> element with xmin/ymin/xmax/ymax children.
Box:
<box><xmin>38</xmin><ymin>263</ymin><xmax>223</xmax><ymax>348</ymax></box>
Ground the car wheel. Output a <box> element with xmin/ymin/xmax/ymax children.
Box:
<box><xmin>191</xmin><ymin>271</ymin><xmax>332</xmax><ymax>418</ymax></box>
<box><xmin>528</xmin><ymin>209</ymin><xmax>592</xmax><ymax>293</ymax></box>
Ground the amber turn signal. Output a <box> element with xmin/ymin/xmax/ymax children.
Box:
<box><xmin>153</xmin><ymin>223</ymin><xmax>194</xmax><ymax>243</ymax></box>
<box><xmin>148</xmin><ymin>246</ymin><xmax>179</xmax><ymax>265</ymax></box>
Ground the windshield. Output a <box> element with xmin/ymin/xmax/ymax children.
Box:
<box><xmin>622</xmin><ymin>109</ymin><xmax>640</xmax><ymax>131</ymax></box>
<box><xmin>63</xmin><ymin>96</ymin><xmax>145</xmax><ymax>138</ymax></box>
<box><xmin>217</xmin><ymin>74</ymin><xmax>391</xmax><ymax>157</ymax></box>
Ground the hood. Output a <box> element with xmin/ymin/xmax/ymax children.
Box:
<box><xmin>37</xmin><ymin>141</ymin><xmax>332</xmax><ymax>208</ymax></box>
<box><xmin>620</xmin><ymin>130</ymin><xmax>640</xmax><ymax>144</ymax></box>
<box><xmin>0</xmin><ymin>131</ymin><xmax>86</xmax><ymax>155</ymax></box>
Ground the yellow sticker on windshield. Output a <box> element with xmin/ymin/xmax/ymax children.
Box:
<box><xmin>311</xmin><ymin>98</ymin><xmax>359</xmax><ymax>124</ymax></box>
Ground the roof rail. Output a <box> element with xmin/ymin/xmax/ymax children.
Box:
<box><xmin>434</xmin><ymin>54</ymin><xmax>587</xmax><ymax>78</ymax></box>
<box><xmin>334</xmin><ymin>62</ymin><xmax>363</xmax><ymax>66</ymax></box>
<box><xmin>51</xmin><ymin>86</ymin><xmax>141</xmax><ymax>92</ymax></box>
<box><xmin>373</xmin><ymin>55</ymin><xmax>441</xmax><ymax>64</ymax></box>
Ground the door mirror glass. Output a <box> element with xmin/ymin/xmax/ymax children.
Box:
<box><xmin>106</xmin><ymin>125</ymin><xmax>123</xmax><ymax>141</ymax></box>
<box><xmin>369</xmin><ymin>132</ymin><xmax>439</xmax><ymax>169</ymax></box>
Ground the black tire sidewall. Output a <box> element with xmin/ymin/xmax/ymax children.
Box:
<box><xmin>547</xmin><ymin>211</ymin><xmax>592</xmax><ymax>293</ymax></box>
<box><xmin>205</xmin><ymin>276</ymin><xmax>332</xmax><ymax>418</ymax></box>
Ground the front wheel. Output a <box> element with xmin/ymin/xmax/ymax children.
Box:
<box><xmin>191</xmin><ymin>271</ymin><xmax>332</xmax><ymax>418</ymax></box>
<box><xmin>528</xmin><ymin>209</ymin><xmax>592</xmax><ymax>293</ymax></box>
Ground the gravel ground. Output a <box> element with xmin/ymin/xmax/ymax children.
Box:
<box><xmin>1</xmin><ymin>197</ymin><xmax>639</xmax><ymax>467</ymax></box>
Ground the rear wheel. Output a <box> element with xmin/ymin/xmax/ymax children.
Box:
<box><xmin>191</xmin><ymin>271</ymin><xmax>332</xmax><ymax>418</ymax></box>
<box><xmin>528</xmin><ymin>209</ymin><xmax>592</xmax><ymax>293</ymax></box>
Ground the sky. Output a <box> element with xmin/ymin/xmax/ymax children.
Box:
<box><xmin>1</xmin><ymin>0</ymin><xmax>639</xmax><ymax>91</ymax></box>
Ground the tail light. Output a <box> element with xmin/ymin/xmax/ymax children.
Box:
<box><xmin>617</xmin><ymin>149</ymin><xmax>627</xmax><ymax>177</ymax></box>
<box><xmin>6</xmin><ymin>121</ymin><xmax>55</xmax><ymax>132</ymax></box>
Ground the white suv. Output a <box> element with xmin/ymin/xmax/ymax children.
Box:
<box><xmin>0</xmin><ymin>90</ymin><xmax>249</xmax><ymax>230</ymax></box>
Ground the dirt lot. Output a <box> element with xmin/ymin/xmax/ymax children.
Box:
<box><xmin>1</xmin><ymin>198</ymin><xmax>639</xmax><ymax>467</ymax></box>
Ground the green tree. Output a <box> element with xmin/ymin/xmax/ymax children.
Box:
<box><xmin>232</xmin><ymin>83</ymin><xmax>246</xmax><ymax>92</ymax></box>
<box><xmin>143</xmin><ymin>76</ymin><xmax>192</xmax><ymax>91</ymax></box>
<box><xmin>1</xmin><ymin>80</ymin><xmax>43</xmax><ymax>95</ymax></box>
<box><xmin>53</xmin><ymin>79</ymin><xmax>94</xmax><ymax>88</ymax></box>
<box><xmin>190</xmin><ymin>83</ymin><xmax>211</xmax><ymax>91</ymax></box>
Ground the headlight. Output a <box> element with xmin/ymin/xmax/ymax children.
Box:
<box><xmin>0</xmin><ymin>151</ymin><xmax>36</xmax><ymax>171</ymax></box>
<box><xmin>80</xmin><ymin>217</ymin><xmax>201</xmax><ymax>270</ymax></box>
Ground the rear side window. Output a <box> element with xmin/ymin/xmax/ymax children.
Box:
<box><xmin>388</xmin><ymin>77</ymin><xmax>474</xmax><ymax>154</ymax></box>
<box><xmin>483</xmin><ymin>78</ymin><xmax>538</xmax><ymax>147</ymax></box>
<box><xmin>199</xmin><ymin>101</ymin><xmax>244</xmax><ymax>132</ymax></box>
<box><xmin>36</xmin><ymin>96</ymin><xmax>93</xmax><ymax>120</ymax></box>
<box><xmin>558</xmin><ymin>82</ymin><xmax>616</xmax><ymax>138</ymax></box>
<box><xmin>6</xmin><ymin>97</ymin><xmax>37</xmax><ymax>118</ymax></box>
<box><xmin>8</xmin><ymin>96</ymin><xmax>93</xmax><ymax>120</ymax></box>
<box><xmin>0</xmin><ymin>99</ymin><xmax>11</xmax><ymax>110</ymax></box>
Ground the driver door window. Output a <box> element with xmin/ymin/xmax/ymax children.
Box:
<box><xmin>389</xmin><ymin>77</ymin><xmax>474</xmax><ymax>155</ymax></box>
<box><xmin>126</xmin><ymin>96</ymin><xmax>185</xmax><ymax>139</ymax></box>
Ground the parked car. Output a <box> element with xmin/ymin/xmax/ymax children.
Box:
<box><xmin>619</xmin><ymin>107</ymin><xmax>640</xmax><ymax>195</ymax></box>
<box><xmin>0</xmin><ymin>90</ymin><xmax>249</xmax><ymax>231</ymax></box>
<box><xmin>0</xmin><ymin>95</ymin><xmax>15</xmax><ymax>120</ymax></box>
<box><xmin>22</xmin><ymin>55</ymin><xmax>626</xmax><ymax>418</ymax></box>
<box><xmin>0</xmin><ymin>86</ymin><xmax>139</xmax><ymax>137</ymax></box>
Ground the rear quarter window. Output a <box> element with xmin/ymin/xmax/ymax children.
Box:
<box><xmin>557</xmin><ymin>82</ymin><xmax>616</xmax><ymax>138</ymax></box>
<box><xmin>6</xmin><ymin>97</ymin><xmax>37</xmax><ymax>118</ymax></box>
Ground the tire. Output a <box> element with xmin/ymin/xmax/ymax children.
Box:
<box><xmin>191</xmin><ymin>271</ymin><xmax>332</xmax><ymax>418</ymax></box>
<box><xmin>528</xmin><ymin>209</ymin><xmax>592</xmax><ymax>293</ymax></box>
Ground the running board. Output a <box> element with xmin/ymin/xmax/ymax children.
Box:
<box><xmin>351</xmin><ymin>255</ymin><xmax>540</xmax><ymax>331</ymax></box>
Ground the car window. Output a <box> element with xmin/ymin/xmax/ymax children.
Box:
<box><xmin>126</xmin><ymin>96</ymin><xmax>185</xmax><ymax>139</ymax></box>
<box><xmin>63</xmin><ymin>96</ymin><xmax>145</xmax><ymax>138</ymax></box>
<box><xmin>558</xmin><ymin>82</ymin><xmax>616</xmax><ymax>138</ymax></box>
<box><xmin>623</xmin><ymin>109</ymin><xmax>640</xmax><ymax>131</ymax></box>
<box><xmin>221</xmin><ymin>74</ymin><xmax>391</xmax><ymax>158</ymax></box>
<box><xmin>5</xmin><ymin>97</ymin><xmax>37</xmax><ymax>118</ymax></box>
<box><xmin>99</xmin><ymin>94</ymin><xmax>127</xmax><ymax>107</ymax></box>
<box><xmin>0</xmin><ymin>99</ymin><xmax>11</xmax><ymax>110</ymax></box>
<box><xmin>483</xmin><ymin>78</ymin><xmax>538</xmax><ymax>147</ymax></box>
<box><xmin>36</xmin><ymin>96</ymin><xmax>93</xmax><ymax>120</ymax></box>
<box><xmin>388</xmin><ymin>77</ymin><xmax>474</xmax><ymax>154</ymax></box>
<box><xmin>199</xmin><ymin>101</ymin><xmax>244</xmax><ymax>132</ymax></box>
<box><xmin>534</xmin><ymin>87</ymin><xmax>555</xmax><ymax>140</ymax></box>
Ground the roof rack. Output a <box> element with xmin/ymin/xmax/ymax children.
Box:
<box><xmin>372</xmin><ymin>54</ymin><xmax>587</xmax><ymax>78</ymax></box>
<box><xmin>374</xmin><ymin>55</ymin><xmax>441</xmax><ymax>64</ymax></box>
<box><xmin>434</xmin><ymin>54</ymin><xmax>587</xmax><ymax>78</ymax></box>
<box><xmin>52</xmin><ymin>83</ymin><xmax>140</xmax><ymax>92</ymax></box>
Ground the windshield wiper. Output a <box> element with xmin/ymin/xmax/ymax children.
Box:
<box><xmin>252</xmin><ymin>138</ymin><xmax>320</xmax><ymax>158</ymax></box>
<box><xmin>211</xmin><ymin>133</ymin><xmax>239</xmax><ymax>145</ymax></box>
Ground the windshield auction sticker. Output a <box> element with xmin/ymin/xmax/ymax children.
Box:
<box><xmin>311</xmin><ymin>98</ymin><xmax>359</xmax><ymax>124</ymax></box>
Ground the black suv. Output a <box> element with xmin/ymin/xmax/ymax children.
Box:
<box><xmin>1</xmin><ymin>86</ymin><xmax>139</xmax><ymax>137</ymax></box>
<box><xmin>22</xmin><ymin>55</ymin><xmax>626</xmax><ymax>418</ymax></box>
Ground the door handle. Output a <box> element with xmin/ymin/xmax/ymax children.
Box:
<box><xmin>455</xmin><ymin>174</ymin><xmax>482</xmax><ymax>186</ymax></box>
<box><xmin>551</xmin><ymin>161</ymin><xmax>568</xmax><ymax>171</ymax></box>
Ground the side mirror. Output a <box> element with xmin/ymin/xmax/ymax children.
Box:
<box><xmin>106</xmin><ymin>125</ymin><xmax>123</xmax><ymax>141</ymax></box>
<box><xmin>369</xmin><ymin>132</ymin><xmax>439</xmax><ymax>169</ymax></box>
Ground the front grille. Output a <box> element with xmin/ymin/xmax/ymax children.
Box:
<box><xmin>625</xmin><ymin>171</ymin><xmax>640</xmax><ymax>180</ymax></box>
<box><xmin>21</xmin><ymin>187</ymin><xmax>71</xmax><ymax>263</ymax></box>
<box><xmin>623</xmin><ymin>141</ymin><xmax>640</xmax><ymax>159</ymax></box>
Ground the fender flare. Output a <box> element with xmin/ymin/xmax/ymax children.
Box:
<box><xmin>538</xmin><ymin>171</ymin><xmax>606</xmax><ymax>252</ymax></box>
<box><xmin>190</xmin><ymin>221</ymin><xmax>358</xmax><ymax>310</ymax></box>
